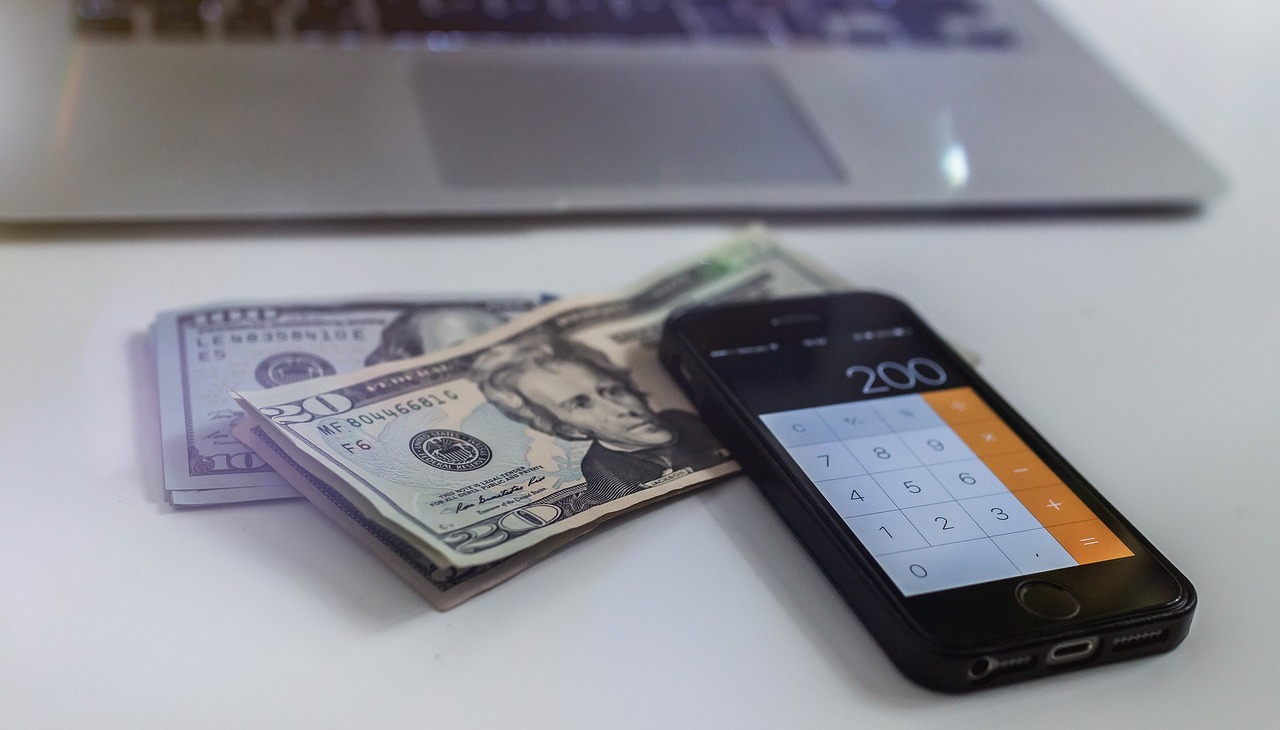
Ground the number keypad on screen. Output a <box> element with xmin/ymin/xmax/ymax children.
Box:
<box><xmin>764</xmin><ymin>388</ymin><xmax>1131</xmax><ymax>596</ymax></box>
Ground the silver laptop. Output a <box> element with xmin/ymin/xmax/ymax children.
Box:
<box><xmin>0</xmin><ymin>1</ymin><xmax>1221</xmax><ymax>222</ymax></box>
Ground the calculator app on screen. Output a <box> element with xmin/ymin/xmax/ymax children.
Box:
<box><xmin>760</xmin><ymin>385</ymin><xmax>1132</xmax><ymax>596</ymax></box>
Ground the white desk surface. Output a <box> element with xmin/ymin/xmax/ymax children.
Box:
<box><xmin>2</xmin><ymin>2</ymin><xmax>1277</xmax><ymax>727</ymax></box>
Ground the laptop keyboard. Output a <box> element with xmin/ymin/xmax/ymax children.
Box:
<box><xmin>73</xmin><ymin>0</ymin><xmax>1015</xmax><ymax>48</ymax></box>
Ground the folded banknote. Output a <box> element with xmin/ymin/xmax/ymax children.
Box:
<box><xmin>230</xmin><ymin>227</ymin><xmax>847</xmax><ymax>605</ymax></box>
<box><xmin>153</xmin><ymin>295</ymin><xmax>553</xmax><ymax>506</ymax></box>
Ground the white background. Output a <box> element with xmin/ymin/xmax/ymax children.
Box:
<box><xmin>1</xmin><ymin>1</ymin><xmax>1277</xmax><ymax>727</ymax></box>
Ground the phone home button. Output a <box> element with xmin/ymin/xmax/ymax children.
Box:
<box><xmin>1016</xmin><ymin>581</ymin><xmax>1082</xmax><ymax>620</ymax></box>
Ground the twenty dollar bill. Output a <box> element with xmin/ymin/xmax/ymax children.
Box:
<box><xmin>153</xmin><ymin>296</ymin><xmax>552</xmax><ymax>506</ymax></box>
<box><xmin>231</xmin><ymin>228</ymin><xmax>846</xmax><ymax>580</ymax></box>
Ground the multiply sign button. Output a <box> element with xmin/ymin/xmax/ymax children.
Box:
<box><xmin>950</xmin><ymin>419</ymin><xmax>1027</xmax><ymax>457</ymax></box>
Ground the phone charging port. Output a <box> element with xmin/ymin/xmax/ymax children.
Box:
<box><xmin>1046</xmin><ymin>637</ymin><xmax>1099</xmax><ymax>667</ymax></box>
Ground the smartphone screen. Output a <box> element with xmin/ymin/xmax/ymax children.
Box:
<box><xmin>700</xmin><ymin>309</ymin><xmax>1133</xmax><ymax>598</ymax></box>
<box><xmin>666</xmin><ymin>292</ymin><xmax>1194</xmax><ymax>688</ymax></box>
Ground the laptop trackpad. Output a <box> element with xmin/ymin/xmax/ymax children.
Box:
<box><xmin>413</xmin><ymin>59</ymin><xmax>843</xmax><ymax>188</ymax></box>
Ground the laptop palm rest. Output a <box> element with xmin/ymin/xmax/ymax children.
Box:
<box><xmin>413</xmin><ymin>59</ymin><xmax>844</xmax><ymax>189</ymax></box>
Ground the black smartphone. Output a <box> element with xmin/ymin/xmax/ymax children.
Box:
<box><xmin>660</xmin><ymin>291</ymin><xmax>1195</xmax><ymax>692</ymax></box>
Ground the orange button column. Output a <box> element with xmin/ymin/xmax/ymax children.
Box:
<box><xmin>921</xmin><ymin>386</ymin><xmax>1131</xmax><ymax>566</ymax></box>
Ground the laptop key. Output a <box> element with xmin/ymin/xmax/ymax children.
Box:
<box><xmin>74</xmin><ymin>0</ymin><xmax>136</xmax><ymax>36</ymax></box>
<box><xmin>601</xmin><ymin>0</ymin><xmax>685</xmax><ymax>36</ymax></box>
<box><xmin>688</xmin><ymin>0</ymin><xmax>776</xmax><ymax>39</ymax></box>
<box><xmin>294</xmin><ymin>0</ymin><xmax>364</xmax><ymax>35</ymax></box>
<box><xmin>225</xmin><ymin>0</ymin><xmax>279</xmax><ymax>38</ymax></box>
<box><xmin>500</xmin><ymin>0</ymin><xmax>620</xmax><ymax>36</ymax></box>
<box><xmin>152</xmin><ymin>0</ymin><xmax>206</xmax><ymax>37</ymax></box>
<box><xmin>882</xmin><ymin>0</ymin><xmax>981</xmax><ymax>44</ymax></box>
<box><xmin>374</xmin><ymin>0</ymin><xmax>433</xmax><ymax>33</ymax></box>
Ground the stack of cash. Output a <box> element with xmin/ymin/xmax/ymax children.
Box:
<box><xmin>157</xmin><ymin>228</ymin><xmax>845</xmax><ymax>608</ymax></box>
<box><xmin>154</xmin><ymin>296</ymin><xmax>554</xmax><ymax>506</ymax></box>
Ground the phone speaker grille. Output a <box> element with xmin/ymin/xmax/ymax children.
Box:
<box><xmin>1111</xmin><ymin>628</ymin><xmax>1169</xmax><ymax>652</ymax></box>
<box><xmin>994</xmin><ymin>655</ymin><xmax>1034</xmax><ymax>670</ymax></box>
